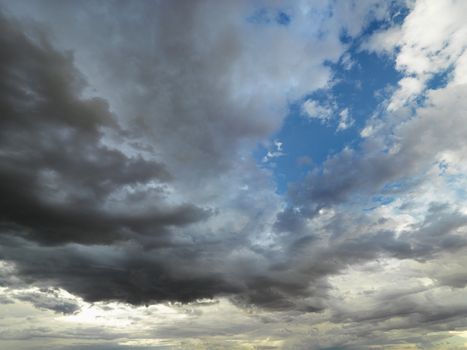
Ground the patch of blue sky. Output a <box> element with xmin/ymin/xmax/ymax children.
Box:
<box><xmin>381</xmin><ymin>181</ymin><xmax>406</xmax><ymax>194</ymax></box>
<box><xmin>372</xmin><ymin>195</ymin><xmax>395</xmax><ymax>206</ymax></box>
<box><xmin>276</xmin><ymin>11</ymin><xmax>291</xmax><ymax>26</ymax></box>
<box><xmin>247</xmin><ymin>7</ymin><xmax>291</xmax><ymax>26</ymax></box>
<box><xmin>426</xmin><ymin>66</ymin><xmax>454</xmax><ymax>90</ymax></box>
<box><xmin>255</xmin><ymin>49</ymin><xmax>402</xmax><ymax>194</ymax></box>
<box><xmin>454</xmin><ymin>187</ymin><xmax>467</xmax><ymax>202</ymax></box>
<box><xmin>338</xmin><ymin>1</ymin><xmax>410</xmax><ymax>44</ymax></box>
<box><xmin>354</xmin><ymin>192</ymin><xmax>395</xmax><ymax>212</ymax></box>
<box><xmin>438</xmin><ymin>159</ymin><xmax>449</xmax><ymax>175</ymax></box>
<box><xmin>443</xmin><ymin>173</ymin><xmax>467</xmax><ymax>200</ymax></box>
<box><xmin>398</xmin><ymin>65</ymin><xmax>455</xmax><ymax>120</ymax></box>
<box><xmin>253</xmin><ymin>2</ymin><xmax>411</xmax><ymax>194</ymax></box>
<box><xmin>400</xmin><ymin>66</ymin><xmax>455</xmax><ymax>115</ymax></box>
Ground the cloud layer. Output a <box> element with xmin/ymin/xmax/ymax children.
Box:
<box><xmin>0</xmin><ymin>1</ymin><xmax>467</xmax><ymax>349</ymax></box>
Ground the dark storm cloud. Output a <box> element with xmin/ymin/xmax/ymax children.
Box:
<box><xmin>0</xmin><ymin>233</ymin><xmax>311</xmax><ymax>308</ymax></box>
<box><xmin>0</xmin><ymin>12</ymin><xmax>208</xmax><ymax>246</ymax></box>
<box><xmin>0</xmin><ymin>10</ymin><xmax>231</xmax><ymax>306</ymax></box>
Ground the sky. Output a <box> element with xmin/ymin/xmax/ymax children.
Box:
<box><xmin>0</xmin><ymin>0</ymin><xmax>467</xmax><ymax>349</ymax></box>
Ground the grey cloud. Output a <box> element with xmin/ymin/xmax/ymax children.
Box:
<box><xmin>13</xmin><ymin>288</ymin><xmax>81</xmax><ymax>314</ymax></box>
<box><xmin>263</xmin><ymin>203</ymin><xmax>467</xmax><ymax>320</ymax></box>
<box><xmin>61</xmin><ymin>344</ymin><xmax>172</xmax><ymax>350</ymax></box>
<box><xmin>0</xmin><ymin>11</ymin><xmax>208</xmax><ymax>246</ymax></box>
<box><xmin>322</xmin><ymin>285</ymin><xmax>467</xmax><ymax>350</ymax></box>
<box><xmin>0</xmin><ymin>295</ymin><xmax>13</xmax><ymax>304</ymax></box>
<box><xmin>0</xmin><ymin>233</ymin><xmax>326</xmax><ymax>309</ymax></box>
<box><xmin>0</xmin><ymin>1</ymin><xmax>345</xmax><ymax>310</ymax></box>
<box><xmin>2</xmin><ymin>0</ymin><xmax>346</xmax><ymax>190</ymax></box>
<box><xmin>0</xmin><ymin>236</ymin><xmax>236</xmax><ymax>305</ymax></box>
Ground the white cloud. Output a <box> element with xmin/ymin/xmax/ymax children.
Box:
<box><xmin>387</xmin><ymin>76</ymin><xmax>424</xmax><ymax>111</ymax></box>
<box><xmin>452</xmin><ymin>49</ymin><xmax>467</xmax><ymax>86</ymax></box>
<box><xmin>337</xmin><ymin>108</ymin><xmax>354</xmax><ymax>131</ymax></box>
<box><xmin>360</xmin><ymin>125</ymin><xmax>374</xmax><ymax>138</ymax></box>
<box><xmin>340</xmin><ymin>52</ymin><xmax>356</xmax><ymax>70</ymax></box>
<box><xmin>364</xmin><ymin>0</ymin><xmax>467</xmax><ymax>111</ymax></box>
<box><xmin>302</xmin><ymin>99</ymin><xmax>335</xmax><ymax>121</ymax></box>
<box><xmin>262</xmin><ymin>140</ymin><xmax>285</xmax><ymax>163</ymax></box>
<box><xmin>362</xmin><ymin>25</ymin><xmax>402</xmax><ymax>54</ymax></box>
<box><xmin>304</xmin><ymin>101</ymin><xmax>355</xmax><ymax>131</ymax></box>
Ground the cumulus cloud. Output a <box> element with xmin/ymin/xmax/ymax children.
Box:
<box><xmin>337</xmin><ymin>108</ymin><xmax>354</xmax><ymax>131</ymax></box>
<box><xmin>302</xmin><ymin>99</ymin><xmax>336</xmax><ymax>122</ymax></box>
<box><xmin>302</xmin><ymin>100</ymin><xmax>354</xmax><ymax>132</ymax></box>
<box><xmin>364</xmin><ymin>0</ymin><xmax>467</xmax><ymax>109</ymax></box>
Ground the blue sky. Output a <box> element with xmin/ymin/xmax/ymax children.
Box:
<box><xmin>255</xmin><ymin>5</ymin><xmax>408</xmax><ymax>193</ymax></box>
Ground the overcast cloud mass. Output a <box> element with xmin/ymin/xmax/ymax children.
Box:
<box><xmin>1</xmin><ymin>0</ymin><xmax>467</xmax><ymax>349</ymax></box>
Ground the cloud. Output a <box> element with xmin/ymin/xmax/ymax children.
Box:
<box><xmin>363</xmin><ymin>0</ymin><xmax>467</xmax><ymax>109</ymax></box>
<box><xmin>303</xmin><ymin>99</ymin><xmax>335</xmax><ymax>122</ymax></box>
<box><xmin>13</xmin><ymin>288</ymin><xmax>81</xmax><ymax>315</ymax></box>
<box><xmin>271</xmin><ymin>2</ymin><xmax>467</xmax><ymax>337</ymax></box>
<box><xmin>0</xmin><ymin>0</ymin><xmax>380</xmax><ymax>309</ymax></box>
<box><xmin>0</xmin><ymin>12</ymin><xmax>208</xmax><ymax>247</ymax></box>
<box><xmin>336</xmin><ymin>108</ymin><xmax>354</xmax><ymax>131</ymax></box>
<box><xmin>302</xmin><ymin>101</ymin><xmax>354</xmax><ymax>132</ymax></box>
<box><xmin>279</xmin><ymin>78</ymin><xmax>467</xmax><ymax>221</ymax></box>
<box><xmin>262</xmin><ymin>140</ymin><xmax>285</xmax><ymax>163</ymax></box>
